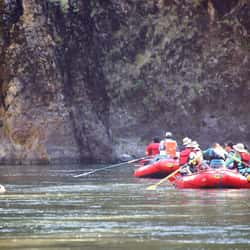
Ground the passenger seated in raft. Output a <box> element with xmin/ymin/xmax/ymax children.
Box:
<box><xmin>226</xmin><ymin>143</ymin><xmax>250</xmax><ymax>177</ymax></box>
<box><xmin>224</xmin><ymin>142</ymin><xmax>234</xmax><ymax>154</ymax></box>
<box><xmin>180</xmin><ymin>137</ymin><xmax>192</xmax><ymax>151</ymax></box>
<box><xmin>145</xmin><ymin>137</ymin><xmax>160</xmax><ymax>156</ymax></box>
<box><xmin>224</xmin><ymin>142</ymin><xmax>235</xmax><ymax>169</ymax></box>
<box><xmin>146</xmin><ymin>132</ymin><xmax>179</xmax><ymax>164</ymax></box>
<box><xmin>203</xmin><ymin>143</ymin><xmax>227</xmax><ymax>168</ymax></box>
<box><xmin>180</xmin><ymin>141</ymin><xmax>204</xmax><ymax>175</ymax></box>
<box><xmin>159</xmin><ymin>131</ymin><xmax>179</xmax><ymax>159</ymax></box>
<box><xmin>179</xmin><ymin>137</ymin><xmax>193</xmax><ymax>165</ymax></box>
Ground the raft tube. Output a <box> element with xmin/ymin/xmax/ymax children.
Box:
<box><xmin>134</xmin><ymin>158</ymin><xmax>179</xmax><ymax>178</ymax></box>
<box><xmin>170</xmin><ymin>169</ymin><xmax>250</xmax><ymax>189</ymax></box>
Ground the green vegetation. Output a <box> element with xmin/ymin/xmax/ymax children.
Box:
<box><xmin>192</xmin><ymin>0</ymin><xmax>203</xmax><ymax>8</ymax></box>
<box><xmin>135</xmin><ymin>51</ymin><xmax>152</xmax><ymax>69</ymax></box>
<box><xmin>48</xmin><ymin>0</ymin><xmax>69</xmax><ymax>12</ymax></box>
<box><xmin>240</xmin><ymin>37</ymin><xmax>250</xmax><ymax>51</ymax></box>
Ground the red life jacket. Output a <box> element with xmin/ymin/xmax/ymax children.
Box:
<box><xmin>146</xmin><ymin>143</ymin><xmax>160</xmax><ymax>156</ymax></box>
<box><xmin>179</xmin><ymin>148</ymin><xmax>192</xmax><ymax>165</ymax></box>
<box><xmin>240</xmin><ymin>152</ymin><xmax>250</xmax><ymax>163</ymax></box>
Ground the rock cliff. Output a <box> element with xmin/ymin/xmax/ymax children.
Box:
<box><xmin>0</xmin><ymin>0</ymin><xmax>249</xmax><ymax>163</ymax></box>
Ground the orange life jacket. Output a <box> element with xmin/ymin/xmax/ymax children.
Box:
<box><xmin>164</xmin><ymin>140</ymin><xmax>177</xmax><ymax>158</ymax></box>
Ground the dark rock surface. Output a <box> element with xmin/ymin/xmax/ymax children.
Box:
<box><xmin>0</xmin><ymin>0</ymin><xmax>249</xmax><ymax>164</ymax></box>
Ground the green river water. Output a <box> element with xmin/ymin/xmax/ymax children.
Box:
<box><xmin>0</xmin><ymin>164</ymin><xmax>250</xmax><ymax>250</ymax></box>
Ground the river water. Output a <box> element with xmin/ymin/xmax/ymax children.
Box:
<box><xmin>0</xmin><ymin>164</ymin><xmax>250</xmax><ymax>250</ymax></box>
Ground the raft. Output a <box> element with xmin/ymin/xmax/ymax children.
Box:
<box><xmin>137</xmin><ymin>156</ymin><xmax>154</xmax><ymax>166</ymax></box>
<box><xmin>134</xmin><ymin>158</ymin><xmax>179</xmax><ymax>178</ymax></box>
<box><xmin>169</xmin><ymin>168</ymin><xmax>250</xmax><ymax>189</ymax></box>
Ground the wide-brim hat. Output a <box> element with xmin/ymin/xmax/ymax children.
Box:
<box><xmin>182</xmin><ymin>137</ymin><xmax>191</xmax><ymax>146</ymax></box>
<box><xmin>186</xmin><ymin>141</ymin><xmax>199</xmax><ymax>148</ymax></box>
<box><xmin>233</xmin><ymin>143</ymin><xmax>247</xmax><ymax>153</ymax></box>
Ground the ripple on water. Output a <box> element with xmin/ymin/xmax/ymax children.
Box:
<box><xmin>0</xmin><ymin>165</ymin><xmax>250</xmax><ymax>249</ymax></box>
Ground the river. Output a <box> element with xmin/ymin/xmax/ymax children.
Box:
<box><xmin>0</xmin><ymin>164</ymin><xmax>250</xmax><ymax>250</ymax></box>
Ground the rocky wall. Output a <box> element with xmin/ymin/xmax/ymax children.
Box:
<box><xmin>0</xmin><ymin>0</ymin><xmax>249</xmax><ymax>163</ymax></box>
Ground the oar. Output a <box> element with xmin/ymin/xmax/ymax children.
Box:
<box><xmin>73</xmin><ymin>156</ymin><xmax>149</xmax><ymax>178</ymax></box>
<box><xmin>146</xmin><ymin>167</ymin><xmax>181</xmax><ymax>190</ymax></box>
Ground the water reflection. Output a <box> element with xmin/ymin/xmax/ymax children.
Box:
<box><xmin>0</xmin><ymin>164</ymin><xmax>250</xmax><ymax>250</ymax></box>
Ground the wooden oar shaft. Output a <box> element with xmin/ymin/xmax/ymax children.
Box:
<box><xmin>73</xmin><ymin>156</ymin><xmax>148</xmax><ymax>178</ymax></box>
<box><xmin>146</xmin><ymin>167</ymin><xmax>180</xmax><ymax>190</ymax></box>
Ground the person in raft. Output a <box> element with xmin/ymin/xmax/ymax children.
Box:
<box><xmin>202</xmin><ymin>142</ymin><xmax>228</xmax><ymax>168</ymax></box>
<box><xmin>223</xmin><ymin>142</ymin><xmax>235</xmax><ymax>169</ymax></box>
<box><xmin>145</xmin><ymin>137</ymin><xmax>160</xmax><ymax>156</ymax></box>
<box><xmin>179</xmin><ymin>137</ymin><xmax>192</xmax><ymax>151</ymax></box>
<box><xmin>179</xmin><ymin>141</ymin><xmax>204</xmax><ymax>175</ymax></box>
<box><xmin>224</xmin><ymin>142</ymin><xmax>234</xmax><ymax>154</ymax></box>
<box><xmin>225</xmin><ymin>143</ymin><xmax>250</xmax><ymax>176</ymax></box>
<box><xmin>179</xmin><ymin>137</ymin><xmax>192</xmax><ymax>165</ymax></box>
<box><xmin>159</xmin><ymin>131</ymin><xmax>179</xmax><ymax>159</ymax></box>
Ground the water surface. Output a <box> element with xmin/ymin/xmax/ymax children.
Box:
<box><xmin>0</xmin><ymin>164</ymin><xmax>250</xmax><ymax>250</ymax></box>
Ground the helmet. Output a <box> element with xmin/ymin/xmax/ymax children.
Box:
<box><xmin>165</xmin><ymin>132</ymin><xmax>172</xmax><ymax>138</ymax></box>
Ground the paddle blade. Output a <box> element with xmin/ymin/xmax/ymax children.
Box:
<box><xmin>146</xmin><ymin>185</ymin><xmax>157</xmax><ymax>190</ymax></box>
<box><xmin>146</xmin><ymin>168</ymin><xmax>180</xmax><ymax>190</ymax></box>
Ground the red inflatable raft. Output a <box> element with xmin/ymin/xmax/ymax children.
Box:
<box><xmin>134</xmin><ymin>158</ymin><xmax>179</xmax><ymax>178</ymax></box>
<box><xmin>169</xmin><ymin>168</ymin><xmax>250</xmax><ymax>189</ymax></box>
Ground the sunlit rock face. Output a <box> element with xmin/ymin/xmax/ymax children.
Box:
<box><xmin>0</xmin><ymin>0</ymin><xmax>249</xmax><ymax>163</ymax></box>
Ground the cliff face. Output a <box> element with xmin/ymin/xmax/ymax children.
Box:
<box><xmin>0</xmin><ymin>0</ymin><xmax>249</xmax><ymax>164</ymax></box>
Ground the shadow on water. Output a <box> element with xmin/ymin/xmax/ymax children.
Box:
<box><xmin>0</xmin><ymin>164</ymin><xmax>250</xmax><ymax>250</ymax></box>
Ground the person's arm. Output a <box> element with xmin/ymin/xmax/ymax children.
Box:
<box><xmin>159</xmin><ymin>141</ymin><xmax>165</xmax><ymax>151</ymax></box>
<box><xmin>145</xmin><ymin>144</ymin><xmax>151</xmax><ymax>156</ymax></box>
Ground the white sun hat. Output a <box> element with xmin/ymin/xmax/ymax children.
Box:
<box><xmin>233</xmin><ymin>143</ymin><xmax>247</xmax><ymax>153</ymax></box>
<box><xmin>182</xmin><ymin>137</ymin><xmax>191</xmax><ymax>146</ymax></box>
<box><xmin>186</xmin><ymin>141</ymin><xmax>199</xmax><ymax>148</ymax></box>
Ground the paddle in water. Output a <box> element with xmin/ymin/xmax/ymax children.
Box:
<box><xmin>146</xmin><ymin>167</ymin><xmax>181</xmax><ymax>190</ymax></box>
<box><xmin>73</xmin><ymin>156</ymin><xmax>149</xmax><ymax>178</ymax></box>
